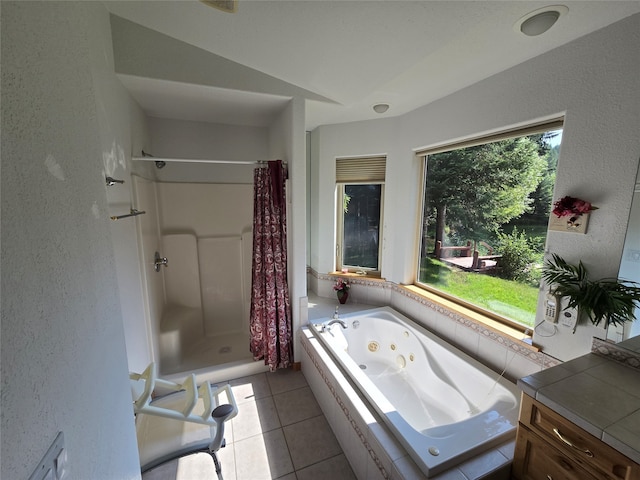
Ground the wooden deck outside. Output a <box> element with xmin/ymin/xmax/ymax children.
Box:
<box><xmin>435</xmin><ymin>240</ymin><xmax>501</xmax><ymax>272</ymax></box>
<box><xmin>439</xmin><ymin>255</ymin><xmax>499</xmax><ymax>272</ymax></box>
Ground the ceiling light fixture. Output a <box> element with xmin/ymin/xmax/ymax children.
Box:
<box><xmin>373</xmin><ymin>103</ymin><xmax>390</xmax><ymax>114</ymax></box>
<box><xmin>515</xmin><ymin>5</ymin><xmax>568</xmax><ymax>37</ymax></box>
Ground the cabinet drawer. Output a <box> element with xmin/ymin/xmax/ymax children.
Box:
<box><xmin>513</xmin><ymin>426</ymin><xmax>599</xmax><ymax>480</ymax></box>
<box><xmin>519</xmin><ymin>394</ymin><xmax>640</xmax><ymax>480</ymax></box>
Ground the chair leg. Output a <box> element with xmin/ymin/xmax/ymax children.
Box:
<box><xmin>211</xmin><ymin>451</ymin><xmax>222</xmax><ymax>479</ymax></box>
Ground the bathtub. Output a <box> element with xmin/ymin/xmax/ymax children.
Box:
<box><xmin>307</xmin><ymin>306</ymin><xmax>520</xmax><ymax>478</ymax></box>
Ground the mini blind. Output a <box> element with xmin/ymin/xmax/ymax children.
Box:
<box><xmin>415</xmin><ymin>118</ymin><xmax>564</xmax><ymax>157</ymax></box>
<box><xmin>336</xmin><ymin>156</ymin><xmax>386</xmax><ymax>183</ymax></box>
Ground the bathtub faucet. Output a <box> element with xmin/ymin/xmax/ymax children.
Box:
<box><xmin>322</xmin><ymin>318</ymin><xmax>348</xmax><ymax>332</ymax></box>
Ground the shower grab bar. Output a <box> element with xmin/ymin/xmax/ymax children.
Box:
<box><xmin>110</xmin><ymin>209</ymin><xmax>146</xmax><ymax>221</ymax></box>
<box><xmin>105</xmin><ymin>176</ymin><xmax>125</xmax><ymax>186</ymax></box>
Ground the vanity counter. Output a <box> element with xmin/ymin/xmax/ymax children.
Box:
<box><xmin>517</xmin><ymin>346</ymin><xmax>640</xmax><ymax>464</ymax></box>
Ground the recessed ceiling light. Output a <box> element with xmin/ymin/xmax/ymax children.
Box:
<box><xmin>373</xmin><ymin>103</ymin><xmax>390</xmax><ymax>114</ymax></box>
<box><xmin>515</xmin><ymin>5</ymin><xmax>568</xmax><ymax>37</ymax></box>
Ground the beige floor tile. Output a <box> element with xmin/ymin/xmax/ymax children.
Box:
<box><xmin>142</xmin><ymin>367</ymin><xmax>350</xmax><ymax>480</ymax></box>
<box><xmin>274</xmin><ymin>386</ymin><xmax>322</xmax><ymax>426</ymax></box>
<box><xmin>283</xmin><ymin>415</ymin><xmax>342</xmax><ymax>470</ymax></box>
<box><xmin>232</xmin><ymin>396</ymin><xmax>282</xmax><ymax>441</ymax></box>
<box><xmin>274</xmin><ymin>474</ymin><xmax>297</xmax><ymax>480</ymax></box>
<box><xmin>266</xmin><ymin>369</ymin><xmax>308</xmax><ymax>395</ymax></box>
<box><xmin>295</xmin><ymin>454</ymin><xmax>356</xmax><ymax>480</ymax></box>
<box><xmin>229</xmin><ymin>373</ymin><xmax>272</xmax><ymax>404</ymax></box>
<box><xmin>234</xmin><ymin>429</ymin><xmax>294</xmax><ymax>480</ymax></box>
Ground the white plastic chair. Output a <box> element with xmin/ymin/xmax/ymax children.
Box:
<box><xmin>130</xmin><ymin>363</ymin><xmax>237</xmax><ymax>477</ymax></box>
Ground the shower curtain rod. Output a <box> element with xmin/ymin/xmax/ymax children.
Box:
<box><xmin>131</xmin><ymin>156</ymin><xmax>286</xmax><ymax>166</ymax></box>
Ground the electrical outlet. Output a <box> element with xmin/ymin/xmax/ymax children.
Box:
<box><xmin>29</xmin><ymin>432</ymin><xmax>66</xmax><ymax>480</ymax></box>
<box><xmin>559</xmin><ymin>308</ymin><xmax>578</xmax><ymax>329</ymax></box>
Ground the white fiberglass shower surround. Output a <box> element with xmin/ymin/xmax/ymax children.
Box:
<box><xmin>132</xmin><ymin>170</ymin><xmax>259</xmax><ymax>379</ymax></box>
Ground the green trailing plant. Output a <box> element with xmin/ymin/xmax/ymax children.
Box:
<box><xmin>541</xmin><ymin>254</ymin><xmax>640</xmax><ymax>328</ymax></box>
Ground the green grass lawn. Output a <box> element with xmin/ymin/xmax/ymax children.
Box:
<box><xmin>419</xmin><ymin>258</ymin><xmax>538</xmax><ymax>327</ymax></box>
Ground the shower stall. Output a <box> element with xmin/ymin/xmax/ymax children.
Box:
<box><xmin>132</xmin><ymin>170</ymin><xmax>265</xmax><ymax>381</ymax></box>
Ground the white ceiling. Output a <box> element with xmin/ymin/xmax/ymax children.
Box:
<box><xmin>105</xmin><ymin>1</ymin><xmax>640</xmax><ymax>130</ymax></box>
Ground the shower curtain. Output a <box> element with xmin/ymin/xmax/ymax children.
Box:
<box><xmin>249</xmin><ymin>160</ymin><xmax>293</xmax><ymax>371</ymax></box>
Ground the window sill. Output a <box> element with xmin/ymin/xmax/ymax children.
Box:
<box><xmin>329</xmin><ymin>272</ymin><xmax>385</xmax><ymax>281</ymax></box>
<box><xmin>400</xmin><ymin>285</ymin><xmax>538</xmax><ymax>352</ymax></box>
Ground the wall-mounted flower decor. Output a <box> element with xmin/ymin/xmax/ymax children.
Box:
<box><xmin>549</xmin><ymin>196</ymin><xmax>597</xmax><ymax>234</ymax></box>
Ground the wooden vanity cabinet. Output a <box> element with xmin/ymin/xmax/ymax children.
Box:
<box><xmin>512</xmin><ymin>394</ymin><xmax>640</xmax><ymax>480</ymax></box>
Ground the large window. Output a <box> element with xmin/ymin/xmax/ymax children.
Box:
<box><xmin>336</xmin><ymin>157</ymin><xmax>386</xmax><ymax>275</ymax></box>
<box><xmin>416</xmin><ymin>122</ymin><xmax>562</xmax><ymax>329</ymax></box>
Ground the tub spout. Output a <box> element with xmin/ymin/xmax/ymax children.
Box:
<box><xmin>322</xmin><ymin>319</ymin><xmax>348</xmax><ymax>332</ymax></box>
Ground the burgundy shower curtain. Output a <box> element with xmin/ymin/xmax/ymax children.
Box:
<box><xmin>249</xmin><ymin>160</ymin><xmax>293</xmax><ymax>371</ymax></box>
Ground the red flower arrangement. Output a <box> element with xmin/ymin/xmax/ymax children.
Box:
<box><xmin>552</xmin><ymin>196</ymin><xmax>597</xmax><ymax>218</ymax></box>
<box><xmin>333</xmin><ymin>278</ymin><xmax>350</xmax><ymax>293</ymax></box>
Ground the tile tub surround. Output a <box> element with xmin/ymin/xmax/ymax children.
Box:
<box><xmin>592</xmin><ymin>336</ymin><xmax>640</xmax><ymax>370</ymax></box>
<box><xmin>299</xmin><ymin>328</ymin><xmax>515</xmax><ymax>479</ymax></box>
<box><xmin>308</xmin><ymin>269</ymin><xmax>561</xmax><ymax>383</ymax></box>
<box><xmin>518</xmin><ymin>351</ymin><xmax>640</xmax><ymax>464</ymax></box>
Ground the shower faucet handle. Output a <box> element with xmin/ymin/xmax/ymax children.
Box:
<box><xmin>154</xmin><ymin>251</ymin><xmax>168</xmax><ymax>272</ymax></box>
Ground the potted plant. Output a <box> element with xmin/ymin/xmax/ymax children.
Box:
<box><xmin>541</xmin><ymin>254</ymin><xmax>640</xmax><ymax>328</ymax></box>
<box><xmin>333</xmin><ymin>278</ymin><xmax>351</xmax><ymax>304</ymax></box>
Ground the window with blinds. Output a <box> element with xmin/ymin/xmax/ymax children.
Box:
<box><xmin>336</xmin><ymin>156</ymin><xmax>386</xmax><ymax>183</ymax></box>
<box><xmin>336</xmin><ymin>156</ymin><xmax>386</xmax><ymax>275</ymax></box>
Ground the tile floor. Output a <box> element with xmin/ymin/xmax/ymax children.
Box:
<box><xmin>142</xmin><ymin>368</ymin><xmax>357</xmax><ymax>480</ymax></box>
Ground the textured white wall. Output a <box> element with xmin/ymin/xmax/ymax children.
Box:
<box><xmin>1</xmin><ymin>2</ymin><xmax>141</xmax><ymax>479</ymax></box>
<box><xmin>310</xmin><ymin>14</ymin><xmax>640</xmax><ymax>362</ymax></box>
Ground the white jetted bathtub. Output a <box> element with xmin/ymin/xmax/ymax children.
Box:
<box><xmin>307</xmin><ymin>306</ymin><xmax>520</xmax><ymax>478</ymax></box>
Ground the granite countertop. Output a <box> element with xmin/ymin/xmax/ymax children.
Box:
<box><xmin>517</xmin><ymin>338</ymin><xmax>640</xmax><ymax>464</ymax></box>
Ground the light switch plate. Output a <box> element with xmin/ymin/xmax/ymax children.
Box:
<box><xmin>29</xmin><ymin>432</ymin><xmax>66</xmax><ymax>480</ymax></box>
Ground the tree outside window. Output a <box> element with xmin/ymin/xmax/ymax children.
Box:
<box><xmin>418</xmin><ymin>130</ymin><xmax>561</xmax><ymax>327</ymax></box>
